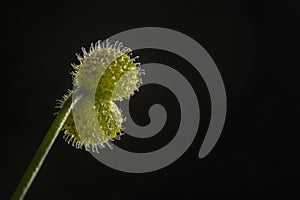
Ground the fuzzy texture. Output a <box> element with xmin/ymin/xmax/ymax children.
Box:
<box><xmin>59</xmin><ymin>40</ymin><xmax>143</xmax><ymax>152</ymax></box>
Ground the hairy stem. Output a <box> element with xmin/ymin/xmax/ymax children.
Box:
<box><xmin>11</xmin><ymin>94</ymin><xmax>79</xmax><ymax>200</ymax></box>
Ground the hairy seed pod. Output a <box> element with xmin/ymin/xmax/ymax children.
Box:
<box><xmin>59</xmin><ymin>40</ymin><xmax>143</xmax><ymax>151</ymax></box>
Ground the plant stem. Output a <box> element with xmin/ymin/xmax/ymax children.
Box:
<box><xmin>11</xmin><ymin>94</ymin><xmax>79</xmax><ymax>200</ymax></box>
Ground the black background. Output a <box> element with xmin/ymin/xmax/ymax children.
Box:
<box><xmin>2</xmin><ymin>1</ymin><xmax>300</xmax><ymax>199</ymax></box>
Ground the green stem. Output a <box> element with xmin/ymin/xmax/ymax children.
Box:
<box><xmin>11</xmin><ymin>94</ymin><xmax>79</xmax><ymax>200</ymax></box>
